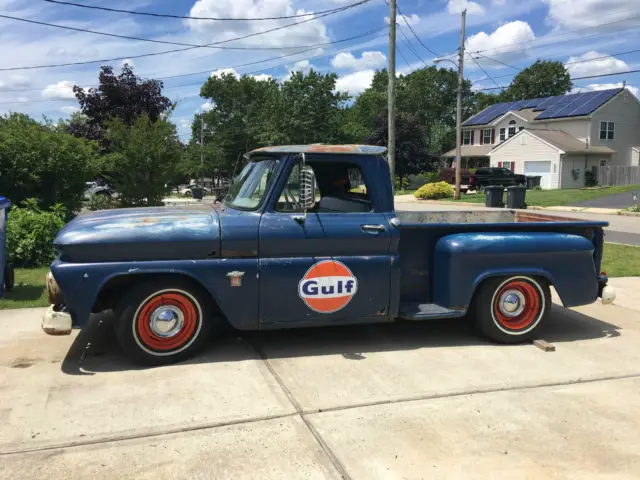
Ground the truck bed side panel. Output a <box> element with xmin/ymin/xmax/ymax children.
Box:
<box><xmin>433</xmin><ymin>232</ymin><xmax>598</xmax><ymax>308</ymax></box>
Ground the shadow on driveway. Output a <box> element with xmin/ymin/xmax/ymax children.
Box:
<box><xmin>61</xmin><ymin>305</ymin><xmax>622</xmax><ymax>375</ymax></box>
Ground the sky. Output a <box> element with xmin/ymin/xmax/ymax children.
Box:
<box><xmin>1</xmin><ymin>0</ymin><xmax>639</xmax><ymax>141</ymax></box>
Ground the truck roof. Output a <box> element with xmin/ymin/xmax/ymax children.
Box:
<box><xmin>247</xmin><ymin>144</ymin><xmax>388</xmax><ymax>156</ymax></box>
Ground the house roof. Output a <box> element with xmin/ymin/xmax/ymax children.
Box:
<box><xmin>442</xmin><ymin>145</ymin><xmax>493</xmax><ymax>158</ymax></box>
<box><xmin>489</xmin><ymin>128</ymin><xmax>616</xmax><ymax>155</ymax></box>
<box><xmin>463</xmin><ymin>88</ymin><xmax>624</xmax><ymax>127</ymax></box>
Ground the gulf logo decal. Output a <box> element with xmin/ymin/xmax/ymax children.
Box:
<box><xmin>298</xmin><ymin>260</ymin><xmax>358</xmax><ymax>313</ymax></box>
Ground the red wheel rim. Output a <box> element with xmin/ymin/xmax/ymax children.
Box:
<box><xmin>135</xmin><ymin>292</ymin><xmax>199</xmax><ymax>352</ymax></box>
<box><xmin>493</xmin><ymin>280</ymin><xmax>541</xmax><ymax>331</ymax></box>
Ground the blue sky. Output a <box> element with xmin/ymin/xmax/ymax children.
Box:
<box><xmin>1</xmin><ymin>0</ymin><xmax>639</xmax><ymax>141</ymax></box>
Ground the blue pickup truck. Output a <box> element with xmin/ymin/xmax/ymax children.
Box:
<box><xmin>43</xmin><ymin>145</ymin><xmax>615</xmax><ymax>365</ymax></box>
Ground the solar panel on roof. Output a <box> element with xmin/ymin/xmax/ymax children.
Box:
<box><xmin>564</xmin><ymin>90</ymin><xmax>611</xmax><ymax>117</ymax></box>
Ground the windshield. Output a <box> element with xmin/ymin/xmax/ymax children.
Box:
<box><xmin>225</xmin><ymin>158</ymin><xmax>278</xmax><ymax>210</ymax></box>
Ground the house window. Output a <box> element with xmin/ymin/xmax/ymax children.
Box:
<box><xmin>508</xmin><ymin>120</ymin><xmax>517</xmax><ymax>137</ymax></box>
<box><xmin>519</xmin><ymin>126</ymin><xmax>525</xmax><ymax>132</ymax></box>
<box><xmin>483</xmin><ymin>129</ymin><xmax>492</xmax><ymax>144</ymax></box>
<box><xmin>463</xmin><ymin>130</ymin><xmax>472</xmax><ymax>145</ymax></box>
<box><xmin>599</xmin><ymin>159</ymin><xmax>608</xmax><ymax>167</ymax></box>
<box><xmin>600</xmin><ymin>121</ymin><xmax>614</xmax><ymax>140</ymax></box>
<box><xmin>499</xmin><ymin>128</ymin><xmax>506</xmax><ymax>141</ymax></box>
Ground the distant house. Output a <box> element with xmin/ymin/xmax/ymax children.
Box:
<box><xmin>443</xmin><ymin>88</ymin><xmax>640</xmax><ymax>189</ymax></box>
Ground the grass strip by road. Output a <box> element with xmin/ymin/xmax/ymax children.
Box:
<box><xmin>0</xmin><ymin>267</ymin><xmax>49</xmax><ymax>310</ymax></box>
<box><xmin>452</xmin><ymin>185</ymin><xmax>640</xmax><ymax>207</ymax></box>
<box><xmin>1</xmin><ymin>244</ymin><xmax>638</xmax><ymax>310</ymax></box>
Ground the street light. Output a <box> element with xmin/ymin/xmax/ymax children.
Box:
<box><xmin>434</xmin><ymin>55</ymin><xmax>464</xmax><ymax>200</ymax></box>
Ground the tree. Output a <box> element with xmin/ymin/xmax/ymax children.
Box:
<box><xmin>72</xmin><ymin>64</ymin><xmax>173</xmax><ymax>142</ymax></box>
<box><xmin>0</xmin><ymin>113</ymin><xmax>98</xmax><ymax>213</ymax></box>
<box><xmin>101</xmin><ymin>114</ymin><xmax>181</xmax><ymax>206</ymax></box>
<box><xmin>502</xmin><ymin>60</ymin><xmax>573</xmax><ymax>101</ymax></box>
<box><xmin>365</xmin><ymin>110</ymin><xmax>432</xmax><ymax>179</ymax></box>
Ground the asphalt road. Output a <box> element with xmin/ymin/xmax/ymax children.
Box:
<box><xmin>571</xmin><ymin>190</ymin><xmax>640</xmax><ymax>209</ymax></box>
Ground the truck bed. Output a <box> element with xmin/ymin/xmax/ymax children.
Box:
<box><xmin>394</xmin><ymin>210</ymin><xmax>608</xmax><ymax>313</ymax></box>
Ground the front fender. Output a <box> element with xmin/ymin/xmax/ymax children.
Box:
<box><xmin>50</xmin><ymin>258</ymin><xmax>259</xmax><ymax>330</ymax></box>
<box><xmin>433</xmin><ymin>232</ymin><xmax>598</xmax><ymax>309</ymax></box>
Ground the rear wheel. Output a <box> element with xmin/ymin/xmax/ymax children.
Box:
<box><xmin>115</xmin><ymin>278</ymin><xmax>214</xmax><ymax>365</ymax></box>
<box><xmin>471</xmin><ymin>276</ymin><xmax>550</xmax><ymax>343</ymax></box>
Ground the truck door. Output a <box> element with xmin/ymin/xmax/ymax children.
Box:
<box><xmin>258</xmin><ymin>158</ymin><xmax>393</xmax><ymax>326</ymax></box>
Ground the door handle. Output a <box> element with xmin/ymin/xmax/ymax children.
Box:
<box><xmin>361</xmin><ymin>224</ymin><xmax>386</xmax><ymax>234</ymax></box>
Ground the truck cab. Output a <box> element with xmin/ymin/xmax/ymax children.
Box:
<box><xmin>44</xmin><ymin>145</ymin><xmax>614</xmax><ymax>365</ymax></box>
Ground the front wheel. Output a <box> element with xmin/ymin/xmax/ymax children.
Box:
<box><xmin>116</xmin><ymin>279</ymin><xmax>214</xmax><ymax>365</ymax></box>
<box><xmin>471</xmin><ymin>276</ymin><xmax>550</xmax><ymax>343</ymax></box>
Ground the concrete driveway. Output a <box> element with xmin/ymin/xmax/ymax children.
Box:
<box><xmin>2</xmin><ymin>280</ymin><xmax>640</xmax><ymax>478</ymax></box>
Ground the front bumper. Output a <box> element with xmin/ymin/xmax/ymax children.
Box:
<box><xmin>598</xmin><ymin>273</ymin><xmax>616</xmax><ymax>305</ymax></box>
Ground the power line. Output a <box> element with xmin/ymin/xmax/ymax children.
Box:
<box><xmin>396</xmin><ymin>3</ymin><xmax>439</xmax><ymax>57</ymax></box>
<box><xmin>471</xmin><ymin>46</ymin><xmax>640</xmax><ymax>86</ymax></box>
<box><xmin>0</xmin><ymin>3</ymin><xmax>369</xmax><ymax>53</ymax></box>
<box><xmin>0</xmin><ymin>20</ymin><xmax>386</xmax><ymax>72</ymax></box>
<box><xmin>475</xmin><ymin>68</ymin><xmax>640</xmax><ymax>92</ymax></box>
<box><xmin>42</xmin><ymin>0</ymin><xmax>371</xmax><ymax>21</ymax></box>
<box><xmin>472</xmin><ymin>53</ymin><xmax>520</xmax><ymax>71</ymax></box>
<box><xmin>471</xmin><ymin>57</ymin><xmax>504</xmax><ymax>91</ymax></box>
<box><xmin>396</xmin><ymin>44</ymin><xmax>414</xmax><ymax>70</ymax></box>
<box><xmin>0</xmin><ymin>32</ymin><xmax>391</xmax><ymax>103</ymax></box>
<box><xmin>398</xmin><ymin>30</ymin><xmax>427</xmax><ymax>66</ymax></box>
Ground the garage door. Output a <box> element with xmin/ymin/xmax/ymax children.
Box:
<box><xmin>524</xmin><ymin>161</ymin><xmax>552</xmax><ymax>189</ymax></box>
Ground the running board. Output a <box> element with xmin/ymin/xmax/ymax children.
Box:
<box><xmin>398</xmin><ymin>302</ymin><xmax>466</xmax><ymax>321</ymax></box>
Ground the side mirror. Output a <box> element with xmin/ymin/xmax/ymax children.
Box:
<box><xmin>298</xmin><ymin>166</ymin><xmax>316</xmax><ymax>211</ymax></box>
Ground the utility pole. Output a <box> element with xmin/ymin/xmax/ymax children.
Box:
<box><xmin>200</xmin><ymin>113</ymin><xmax>205</xmax><ymax>187</ymax></box>
<box><xmin>454</xmin><ymin>9</ymin><xmax>466</xmax><ymax>200</ymax></box>
<box><xmin>388</xmin><ymin>0</ymin><xmax>396</xmax><ymax>188</ymax></box>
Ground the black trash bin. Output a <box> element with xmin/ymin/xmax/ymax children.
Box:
<box><xmin>191</xmin><ymin>187</ymin><xmax>204</xmax><ymax>200</ymax></box>
<box><xmin>506</xmin><ymin>185</ymin><xmax>527</xmax><ymax>209</ymax></box>
<box><xmin>485</xmin><ymin>185</ymin><xmax>504</xmax><ymax>208</ymax></box>
<box><xmin>526</xmin><ymin>176</ymin><xmax>541</xmax><ymax>189</ymax></box>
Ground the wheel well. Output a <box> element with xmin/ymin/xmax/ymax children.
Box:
<box><xmin>92</xmin><ymin>273</ymin><xmax>227</xmax><ymax>323</ymax></box>
<box><xmin>471</xmin><ymin>274</ymin><xmax>551</xmax><ymax>306</ymax></box>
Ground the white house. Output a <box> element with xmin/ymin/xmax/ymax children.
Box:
<box><xmin>443</xmin><ymin>88</ymin><xmax>640</xmax><ymax>189</ymax></box>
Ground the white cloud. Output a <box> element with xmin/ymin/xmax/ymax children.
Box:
<box><xmin>385</xmin><ymin>13</ymin><xmax>420</xmax><ymax>25</ymax></box>
<box><xmin>576</xmin><ymin>83</ymin><xmax>639</xmax><ymax>98</ymax></box>
<box><xmin>200</xmin><ymin>102</ymin><xmax>214</xmax><ymax>112</ymax></box>
<box><xmin>448</xmin><ymin>0</ymin><xmax>485</xmax><ymax>15</ymax></box>
<box><xmin>210</xmin><ymin>68</ymin><xmax>240</xmax><ymax>79</ymax></box>
<box><xmin>492</xmin><ymin>0</ymin><xmax>506</xmax><ymax>4</ymax></box>
<box><xmin>121</xmin><ymin>58</ymin><xmax>135</xmax><ymax>68</ymax></box>
<box><xmin>186</xmin><ymin>0</ymin><xmax>328</xmax><ymax>48</ymax></box>
<box><xmin>335</xmin><ymin>69</ymin><xmax>375</xmax><ymax>96</ymax></box>
<box><xmin>59</xmin><ymin>106</ymin><xmax>80</xmax><ymax>115</ymax></box>
<box><xmin>565</xmin><ymin>51</ymin><xmax>629</xmax><ymax>78</ymax></box>
<box><xmin>0</xmin><ymin>75</ymin><xmax>30</xmax><ymax>91</ymax></box>
<box><xmin>178</xmin><ymin>118</ymin><xmax>192</xmax><ymax>130</ymax></box>
<box><xmin>291</xmin><ymin>59</ymin><xmax>314</xmax><ymax>73</ymax></box>
<box><xmin>465</xmin><ymin>21</ymin><xmax>535</xmax><ymax>60</ymax></box>
<box><xmin>544</xmin><ymin>0</ymin><xmax>640</xmax><ymax>30</ymax></box>
<box><xmin>252</xmin><ymin>73</ymin><xmax>272</xmax><ymax>82</ymax></box>
<box><xmin>41</xmin><ymin>80</ymin><xmax>77</xmax><ymax>100</ymax></box>
<box><xmin>331</xmin><ymin>51</ymin><xmax>387</xmax><ymax>71</ymax></box>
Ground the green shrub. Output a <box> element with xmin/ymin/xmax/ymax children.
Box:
<box><xmin>87</xmin><ymin>194</ymin><xmax>120</xmax><ymax>211</ymax></box>
<box><xmin>394</xmin><ymin>176</ymin><xmax>410</xmax><ymax>190</ymax></box>
<box><xmin>421</xmin><ymin>171</ymin><xmax>441</xmax><ymax>183</ymax></box>
<box><xmin>6</xmin><ymin>199</ymin><xmax>66</xmax><ymax>267</ymax></box>
<box><xmin>585</xmin><ymin>170</ymin><xmax>598</xmax><ymax>187</ymax></box>
<box><xmin>414</xmin><ymin>181</ymin><xmax>455</xmax><ymax>200</ymax></box>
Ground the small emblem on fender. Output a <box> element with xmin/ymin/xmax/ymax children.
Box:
<box><xmin>226</xmin><ymin>271</ymin><xmax>245</xmax><ymax>287</ymax></box>
<box><xmin>298</xmin><ymin>260</ymin><xmax>358</xmax><ymax>313</ymax></box>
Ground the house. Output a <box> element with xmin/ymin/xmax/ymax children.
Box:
<box><xmin>443</xmin><ymin>88</ymin><xmax>640</xmax><ymax>188</ymax></box>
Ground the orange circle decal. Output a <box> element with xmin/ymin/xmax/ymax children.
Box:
<box><xmin>298</xmin><ymin>260</ymin><xmax>358</xmax><ymax>313</ymax></box>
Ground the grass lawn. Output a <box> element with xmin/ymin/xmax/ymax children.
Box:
<box><xmin>454</xmin><ymin>184</ymin><xmax>640</xmax><ymax>207</ymax></box>
<box><xmin>602</xmin><ymin>243</ymin><xmax>640</xmax><ymax>277</ymax></box>
<box><xmin>0</xmin><ymin>244</ymin><xmax>637</xmax><ymax>310</ymax></box>
<box><xmin>0</xmin><ymin>267</ymin><xmax>49</xmax><ymax>310</ymax></box>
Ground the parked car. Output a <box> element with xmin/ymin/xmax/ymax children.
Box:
<box><xmin>83</xmin><ymin>181</ymin><xmax>114</xmax><ymax>200</ymax></box>
<box><xmin>469</xmin><ymin>167</ymin><xmax>527</xmax><ymax>190</ymax></box>
<box><xmin>179</xmin><ymin>184</ymin><xmax>210</xmax><ymax>197</ymax></box>
<box><xmin>43</xmin><ymin>144</ymin><xmax>615</xmax><ymax>366</ymax></box>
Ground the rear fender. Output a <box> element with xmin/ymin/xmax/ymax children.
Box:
<box><xmin>433</xmin><ymin>232</ymin><xmax>598</xmax><ymax>309</ymax></box>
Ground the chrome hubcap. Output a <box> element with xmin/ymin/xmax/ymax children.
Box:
<box><xmin>149</xmin><ymin>306</ymin><xmax>184</xmax><ymax>338</ymax></box>
<box><xmin>499</xmin><ymin>289</ymin><xmax>526</xmax><ymax>317</ymax></box>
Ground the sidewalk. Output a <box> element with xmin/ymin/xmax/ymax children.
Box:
<box><xmin>395</xmin><ymin>194</ymin><xmax>640</xmax><ymax>217</ymax></box>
